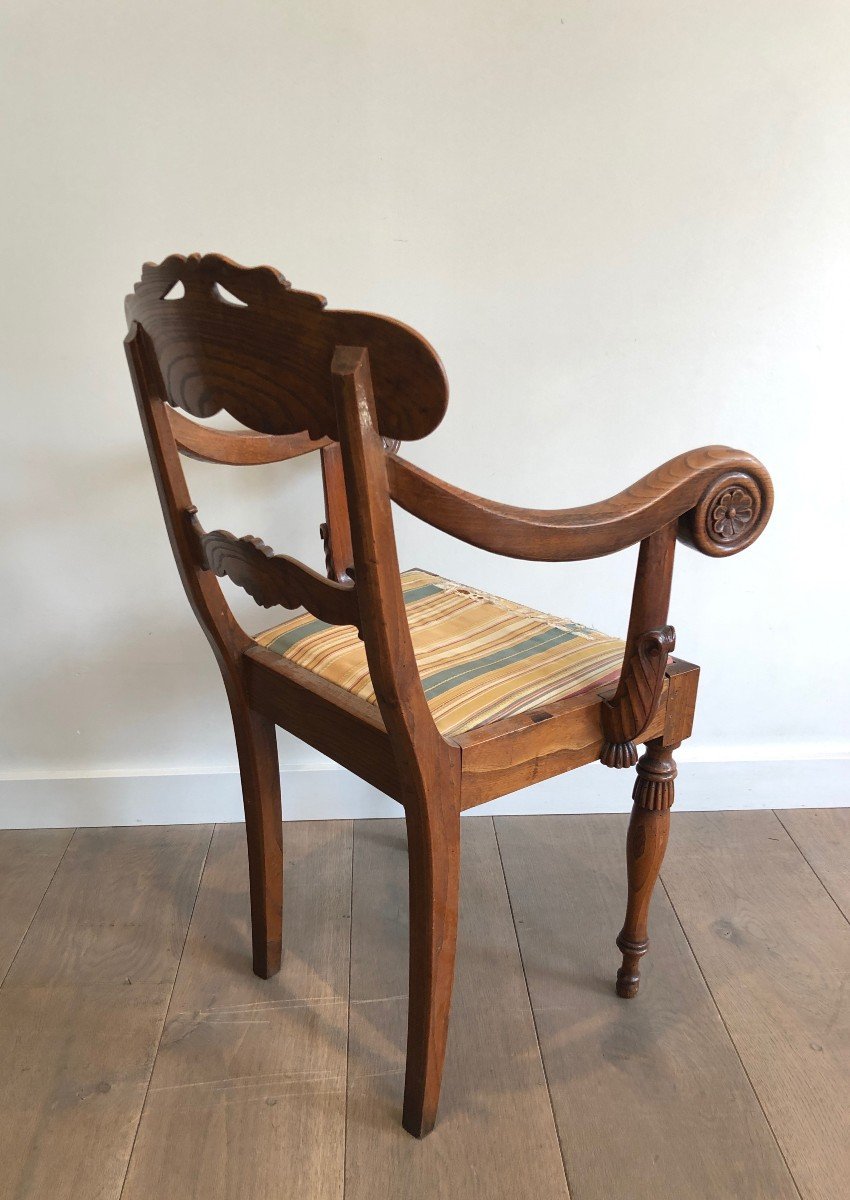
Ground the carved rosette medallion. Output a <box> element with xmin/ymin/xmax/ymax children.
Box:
<box><xmin>679</xmin><ymin>470</ymin><xmax>769</xmax><ymax>557</ymax></box>
<box><xmin>710</xmin><ymin>486</ymin><xmax>754</xmax><ymax>542</ymax></box>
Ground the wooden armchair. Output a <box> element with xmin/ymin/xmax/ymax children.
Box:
<box><xmin>124</xmin><ymin>254</ymin><xmax>773</xmax><ymax>1137</ymax></box>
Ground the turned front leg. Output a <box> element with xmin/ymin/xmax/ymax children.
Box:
<box><xmin>616</xmin><ymin>738</ymin><xmax>678</xmax><ymax>998</ymax></box>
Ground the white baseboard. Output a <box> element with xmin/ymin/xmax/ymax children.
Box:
<box><xmin>0</xmin><ymin>752</ymin><xmax>847</xmax><ymax>828</ymax></box>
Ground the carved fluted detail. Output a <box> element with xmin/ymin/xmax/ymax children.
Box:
<box><xmin>632</xmin><ymin>741</ymin><xmax>678</xmax><ymax>811</ymax></box>
<box><xmin>187</xmin><ymin>509</ymin><xmax>360</xmax><ymax>630</ymax></box>
<box><xmin>602</xmin><ymin>741</ymin><xmax>639</xmax><ymax>769</ymax></box>
<box><xmin>615</xmin><ymin>738</ymin><xmax>679</xmax><ymax>999</ymax></box>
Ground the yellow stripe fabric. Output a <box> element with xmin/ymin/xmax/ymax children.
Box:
<box><xmin>255</xmin><ymin>569</ymin><xmax>626</xmax><ymax>737</ymax></box>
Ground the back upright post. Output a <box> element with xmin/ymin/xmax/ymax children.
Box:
<box><xmin>331</xmin><ymin>346</ymin><xmax>462</xmax><ymax>1137</ymax></box>
<box><xmin>125</xmin><ymin>322</ymin><xmax>284</xmax><ymax>980</ymax></box>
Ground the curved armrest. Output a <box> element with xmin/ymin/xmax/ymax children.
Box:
<box><xmin>387</xmin><ymin>445</ymin><xmax>773</xmax><ymax>561</ymax></box>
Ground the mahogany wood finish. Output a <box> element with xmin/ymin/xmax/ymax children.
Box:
<box><xmin>125</xmin><ymin>322</ymin><xmax>283</xmax><ymax>980</ymax></box>
<box><xmin>127</xmin><ymin>253</ymin><xmax>448</xmax><ymax>442</ymax></box>
<box><xmin>125</xmin><ymin>253</ymin><xmax>773</xmax><ymax>1136</ymax></box>
<box><xmin>321</xmin><ymin>436</ymin><xmax>399</xmax><ymax>582</ymax></box>
<box><xmin>601</xmin><ymin>520</ymin><xmax>677</xmax><ymax>767</ymax></box>
<box><xmin>600</xmin><ymin>628</ymin><xmax>674</xmax><ymax>768</ymax></box>
<box><xmin>386</xmin><ymin>446</ymin><xmax>773</xmax><ymax>560</ymax></box>
<box><xmin>187</xmin><ymin>509</ymin><xmax>359</xmax><ymax>626</ymax></box>
<box><xmin>458</xmin><ymin>685</ymin><xmax>669</xmax><ymax>807</ymax></box>
<box><xmin>244</xmin><ymin>647</ymin><xmax>400</xmax><ymax>799</ymax></box>
<box><xmin>616</xmin><ymin>739</ymin><xmax>679</xmax><ymax>998</ymax></box>
<box><xmin>331</xmin><ymin>347</ymin><xmax>462</xmax><ymax>1137</ymax></box>
<box><xmin>167</xmin><ymin>405</ymin><xmax>331</xmax><ymax>465</ymax></box>
<box><xmin>319</xmin><ymin>441</ymin><xmax>354</xmax><ymax>582</ymax></box>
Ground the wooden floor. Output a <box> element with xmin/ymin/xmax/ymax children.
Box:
<box><xmin>1</xmin><ymin>809</ymin><xmax>848</xmax><ymax>1200</ymax></box>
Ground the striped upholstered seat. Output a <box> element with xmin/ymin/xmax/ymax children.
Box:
<box><xmin>255</xmin><ymin>569</ymin><xmax>626</xmax><ymax>737</ymax></box>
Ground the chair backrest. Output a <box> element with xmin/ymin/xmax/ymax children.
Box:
<box><xmin>125</xmin><ymin>257</ymin><xmax>455</xmax><ymax>772</ymax></box>
<box><xmin>124</xmin><ymin>254</ymin><xmax>447</xmax><ymax>725</ymax></box>
<box><xmin>125</xmin><ymin>253</ymin><xmax>448</xmax><ymax>442</ymax></box>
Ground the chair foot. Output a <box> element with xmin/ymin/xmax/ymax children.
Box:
<box><xmin>616</xmin><ymin>738</ymin><xmax>678</xmax><ymax>998</ymax></box>
<box><xmin>615</xmin><ymin>933</ymin><xmax>647</xmax><ymax>998</ymax></box>
<box><xmin>228</xmin><ymin>692</ymin><xmax>283</xmax><ymax>980</ymax></box>
<box><xmin>402</xmin><ymin>1107</ymin><xmax>438</xmax><ymax>1140</ymax></box>
<box><xmin>402</xmin><ymin>801</ymin><xmax>461</xmax><ymax>1137</ymax></box>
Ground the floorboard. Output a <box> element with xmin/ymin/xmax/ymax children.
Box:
<box><xmin>0</xmin><ymin>825</ymin><xmax>211</xmax><ymax>1200</ymax></box>
<box><xmin>495</xmin><ymin>813</ymin><xmax>799</xmax><ymax>1200</ymax></box>
<box><xmin>662</xmin><ymin>810</ymin><xmax>850</xmax><ymax>1200</ymax></box>
<box><xmin>121</xmin><ymin>820</ymin><xmax>352</xmax><ymax>1200</ymax></box>
<box><xmin>344</xmin><ymin>816</ymin><xmax>570</xmax><ymax>1200</ymax></box>
<box><xmin>775</xmin><ymin>807</ymin><xmax>850</xmax><ymax>921</ymax></box>
<box><xmin>0</xmin><ymin>828</ymin><xmax>72</xmax><ymax>982</ymax></box>
<box><xmin>1</xmin><ymin>811</ymin><xmax>847</xmax><ymax>1199</ymax></box>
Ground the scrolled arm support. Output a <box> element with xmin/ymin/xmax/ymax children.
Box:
<box><xmin>386</xmin><ymin>446</ymin><xmax>773</xmax><ymax>562</ymax></box>
<box><xmin>599</xmin><ymin>520</ymin><xmax>678</xmax><ymax>769</ymax></box>
<box><xmin>600</xmin><ymin>626</ymin><xmax>676</xmax><ymax>768</ymax></box>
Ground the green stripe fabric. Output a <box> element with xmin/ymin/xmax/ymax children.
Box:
<box><xmin>264</xmin><ymin>578</ymin><xmax>444</xmax><ymax>655</ymax></box>
<box><xmin>255</xmin><ymin>568</ymin><xmax>626</xmax><ymax>736</ymax></box>
<box><xmin>420</xmin><ymin>627</ymin><xmax>578</xmax><ymax>699</ymax></box>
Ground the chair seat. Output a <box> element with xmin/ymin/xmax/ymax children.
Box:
<box><xmin>255</xmin><ymin>569</ymin><xmax>625</xmax><ymax>737</ymax></box>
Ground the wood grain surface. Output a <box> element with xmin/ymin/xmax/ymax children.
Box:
<box><xmin>3</xmin><ymin>811</ymin><xmax>845</xmax><ymax>1199</ymax></box>
<box><xmin>661</xmin><ymin>811</ymin><xmax>850</xmax><ymax>1200</ymax></box>
<box><xmin>125</xmin><ymin>253</ymin><xmax>776</xmax><ymax>1134</ymax></box>
<box><xmin>494</xmin><ymin>814</ymin><xmax>799</xmax><ymax>1200</ymax></box>
<box><xmin>0</xmin><ymin>828</ymin><xmax>72</xmax><ymax>981</ymax></box>
<box><xmin>121</xmin><ymin>821</ymin><xmax>352</xmax><ymax>1200</ymax></box>
<box><xmin>0</xmin><ymin>825</ymin><xmax>211</xmax><ymax>1200</ymax></box>
<box><xmin>775</xmin><ymin>807</ymin><xmax>850</xmax><ymax>921</ymax></box>
<box><xmin>344</xmin><ymin>817</ymin><xmax>569</xmax><ymax>1199</ymax></box>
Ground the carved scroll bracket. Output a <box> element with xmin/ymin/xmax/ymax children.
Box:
<box><xmin>600</xmin><ymin>626</ymin><xmax>676</xmax><ymax>768</ymax></box>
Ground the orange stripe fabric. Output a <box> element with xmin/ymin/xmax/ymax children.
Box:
<box><xmin>255</xmin><ymin>569</ymin><xmax>625</xmax><ymax>736</ymax></box>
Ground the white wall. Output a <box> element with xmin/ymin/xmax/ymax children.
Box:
<box><xmin>2</xmin><ymin>1</ymin><xmax>848</xmax><ymax>824</ymax></box>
